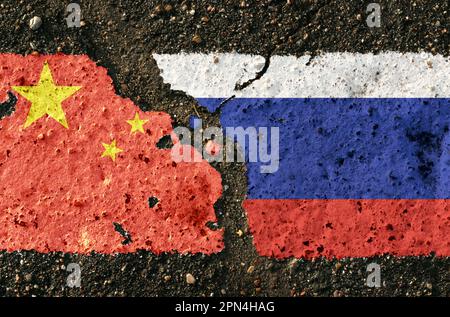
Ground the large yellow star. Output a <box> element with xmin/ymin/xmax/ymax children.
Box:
<box><xmin>126</xmin><ymin>112</ymin><xmax>148</xmax><ymax>134</ymax></box>
<box><xmin>101</xmin><ymin>139</ymin><xmax>123</xmax><ymax>161</ymax></box>
<box><xmin>12</xmin><ymin>62</ymin><xmax>81</xmax><ymax>129</ymax></box>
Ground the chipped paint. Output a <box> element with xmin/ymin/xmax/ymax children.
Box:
<box><xmin>0</xmin><ymin>54</ymin><xmax>223</xmax><ymax>254</ymax></box>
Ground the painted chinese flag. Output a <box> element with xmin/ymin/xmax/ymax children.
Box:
<box><xmin>0</xmin><ymin>54</ymin><xmax>223</xmax><ymax>254</ymax></box>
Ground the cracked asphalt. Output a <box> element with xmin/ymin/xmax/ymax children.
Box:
<box><xmin>0</xmin><ymin>0</ymin><xmax>449</xmax><ymax>297</ymax></box>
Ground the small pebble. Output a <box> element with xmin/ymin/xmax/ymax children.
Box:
<box><xmin>24</xmin><ymin>273</ymin><xmax>32</xmax><ymax>282</ymax></box>
<box><xmin>186</xmin><ymin>273</ymin><xmax>196</xmax><ymax>285</ymax></box>
<box><xmin>154</xmin><ymin>5</ymin><xmax>162</xmax><ymax>14</ymax></box>
<box><xmin>333</xmin><ymin>290</ymin><xmax>343</xmax><ymax>297</ymax></box>
<box><xmin>164</xmin><ymin>4</ymin><xmax>173</xmax><ymax>12</ymax></box>
<box><xmin>288</xmin><ymin>258</ymin><xmax>298</xmax><ymax>270</ymax></box>
<box><xmin>192</xmin><ymin>34</ymin><xmax>202</xmax><ymax>44</ymax></box>
<box><xmin>247</xmin><ymin>265</ymin><xmax>255</xmax><ymax>274</ymax></box>
<box><xmin>29</xmin><ymin>16</ymin><xmax>42</xmax><ymax>31</ymax></box>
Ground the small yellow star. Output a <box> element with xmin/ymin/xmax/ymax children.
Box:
<box><xmin>12</xmin><ymin>62</ymin><xmax>81</xmax><ymax>129</ymax></box>
<box><xmin>101</xmin><ymin>139</ymin><xmax>123</xmax><ymax>161</ymax></box>
<box><xmin>126</xmin><ymin>112</ymin><xmax>148</xmax><ymax>134</ymax></box>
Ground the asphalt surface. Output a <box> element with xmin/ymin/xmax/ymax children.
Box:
<box><xmin>0</xmin><ymin>0</ymin><xmax>449</xmax><ymax>296</ymax></box>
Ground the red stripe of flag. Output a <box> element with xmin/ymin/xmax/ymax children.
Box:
<box><xmin>244</xmin><ymin>199</ymin><xmax>450</xmax><ymax>259</ymax></box>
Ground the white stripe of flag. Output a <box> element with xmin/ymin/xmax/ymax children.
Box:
<box><xmin>153</xmin><ymin>52</ymin><xmax>450</xmax><ymax>98</ymax></box>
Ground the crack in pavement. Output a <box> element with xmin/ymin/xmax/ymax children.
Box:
<box><xmin>233</xmin><ymin>0</ymin><xmax>329</xmax><ymax>93</ymax></box>
<box><xmin>212</xmin><ymin>94</ymin><xmax>236</xmax><ymax>116</ymax></box>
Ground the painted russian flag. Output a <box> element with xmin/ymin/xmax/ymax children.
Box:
<box><xmin>154</xmin><ymin>52</ymin><xmax>450</xmax><ymax>259</ymax></box>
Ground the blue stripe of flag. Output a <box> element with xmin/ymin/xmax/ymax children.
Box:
<box><xmin>197</xmin><ymin>98</ymin><xmax>450</xmax><ymax>199</ymax></box>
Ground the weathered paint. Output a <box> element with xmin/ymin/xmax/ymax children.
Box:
<box><xmin>244</xmin><ymin>199</ymin><xmax>450</xmax><ymax>258</ymax></box>
<box><xmin>153</xmin><ymin>52</ymin><xmax>450</xmax><ymax>98</ymax></box>
<box><xmin>0</xmin><ymin>54</ymin><xmax>223</xmax><ymax>254</ymax></box>
<box><xmin>155</xmin><ymin>52</ymin><xmax>450</xmax><ymax>259</ymax></box>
